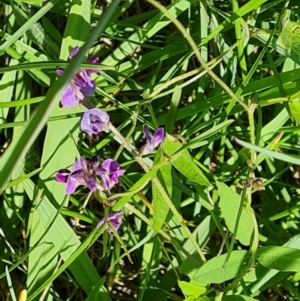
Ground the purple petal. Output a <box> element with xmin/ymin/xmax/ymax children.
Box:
<box><xmin>143</xmin><ymin>125</ymin><xmax>154</xmax><ymax>144</ymax></box>
<box><xmin>79</xmin><ymin>80</ymin><xmax>96</xmax><ymax>96</ymax></box>
<box><xmin>66</xmin><ymin>176</ymin><xmax>81</xmax><ymax>195</ymax></box>
<box><xmin>80</xmin><ymin>108</ymin><xmax>109</xmax><ymax>135</ymax></box>
<box><xmin>69</xmin><ymin>170</ymin><xmax>86</xmax><ymax>183</ymax></box>
<box><xmin>80</xmin><ymin>70</ymin><xmax>94</xmax><ymax>87</ymax></box>
<box><xmin>87</xmin><ymin>57</ymin><xmax>100</xmax><ymax>74</ymax></box>
<box><xmin>69</xmin><ymin>46</ymin><xmax>80</xmax><ymax>59</ymax></box>
<box><xmin>85</xmin><ymin>177</ymin><xmax>97</xmax><ymax>192</ymax></box>
<box><xmin>101</xmin><ymin>158</ymin><xmax>114</xmax><ymax>172</ymax></box>
<box><xmin>110</xmin><ymin>169</ymin><xmax>125</xmax><ymax>185</ymax></box>
<box><xmin>100</xmin><ymin>174</ymin><xmax>110</xmax><ymax>191</ymax></box>
<box><xmin>100</xmin><ymin>159</ymin><xmax>124</xmax><ymax>191</ymax></box>
<box><xmin>88</xmin><ymin>57</ymin><xmax>99</xmax><ymax>64</ymax></box>
<box><xmin>72</xmin><ymin>158</ymin><xmax>84</xmax><ymax>173</ymax></box>
<box><xmin>61</xmin><ymin>85</ymin><xmax>79</xmax><ymax>108</ymax></box>
<box><xmin>56</xmin><ymin>68</ymin><xmax>64</xmax><ymax>76</ymax></box>
<box><xmin>97</xmin><ymin>211</ymin><xmax>123</xmax><ymax>236</ymax></box>
<box><xmin>153</xmin><ymin>127</ymin><xmax>164</xmax><ymax>147</ymax></box>
<box><xmin>56</xmin><ymin>169</ymin><xmax>70</xmax><ymax>183</ymax></box>
<box><xmin>90</xmin><ymin>155</ymin><xmax>100</xmax><ymax>170</ymax></box>
<box><xmin>79</xmin><ymin>157</ymin><xmax>88</xmax><ymax>171</ymax></box>
<box><xmin>140</xmin><ymin>143</ymin><xmax>154</xmax><ymax>155</ymax></box>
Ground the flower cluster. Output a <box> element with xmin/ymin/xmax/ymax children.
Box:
<box><xmin>55</xmin><ymin>47</ymin><xmax>165</xmax><ymax>236</ymax></box>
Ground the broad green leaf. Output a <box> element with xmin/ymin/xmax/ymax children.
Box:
<box><xmin>0</xmin><ymin>59</ymin><xmax>17</xmax><ymax>125</ymax></box>
<box><xmin>152</xmin><ymin>148</ymin><xmax>172</xmax><ymax>232</ymax></box>
<box><xmin>217</xmin><ymin>182</ymin><xmax>253</xmax><ymax>246</ymax></box>
<box><xmin>23</xmin><ymin>179</ymin><xmax>110</xmax><ymax>301</ymax></box>
<box><xmin>222</xmin><ymin>297</ymin><xmax>258</xmax><ymax>301</ymax></box>
<box><xmin>163</xmin><ymin>134</ymin><xmax>210</xmax><ymax>186</ymax></box>
<box><xmin>257</xmin><ymin>246</ymin><xmax>300</xmax><ymax>272</ymax></box>
<box><xmin>192</xmin><ymin>250</ymin><xmax>250</xmax><ymax>284</ymax></box>
<box><xmin>178</xmin><ymin>280</ymin><xmax>206</xmax><ymax>297</ymax></box>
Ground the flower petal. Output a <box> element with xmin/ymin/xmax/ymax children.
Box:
<box><xmin>87</xmin><ymin>57</ymin><xmax>100</xmax><ymax>74</ymax></box>
<box><xmin>140</xmin><ymin>142</ymin><xmax>153</xmax><ymax>155</ymax></box>
<box><xmin>90</xmin><ymin>155</ymin><xmax>100</xmax><ymax>170</ymax></box>
<box><xmin>72</xmin><ymin>158</ymin><xmax>84</xmax><ymax>173</ymax></box>
<box><xmin>79</xmin><ymin>80</ymin><xmax>96</xmax><ymax>96</ymax></box>
<box><xmin>66</xmin><ymin>177</ymin><xmax>80</xmax><ymax>194</ymax></box>
<box><xmin>101</xmin><ymin>158</ymin><xmax>113</xmax><ymax>172</ymax></box>
<box><xmin>61</xmin><ymin>85</ymin><xmax>79</xmax><ymax>108</ymax></box>
<box><xmin>143</xmin><ymin>125</ymin><xmax>154</xmax><ymax>144</ymax></box>
<box><xmin>56</xmin><ymin>68</ymin><xmax>64</xmax><ymax>76</ymax></box>
<box><xmin>80</xmin><ymin>108</ymin><xmax>109</xmax><ymax>135</ymax></box>
<box><xmin>153</xmin><ymin>127</ymin><xmax>164</xmax><ymax>147</ymax></box>
<box><xmin>55</xmin><ymin>169</ymin><xmax>70</xmax><ymax>183</ymax></box>
<box><xmin>97</xmin><ymin>211</ymin><xmax>123</xmax><ymax>236</ymax></box>
<box><xmin>85</xmin><ymin>176</ymin><xmax>97</xmax><ymax>192</ymax></box>
<box><xmin>69</xmin><ymin>46</ymin><xmax>80</xmax><ymax>59</ymax></box>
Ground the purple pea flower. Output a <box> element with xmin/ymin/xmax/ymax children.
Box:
<box><xmin>57</xmin><ymin>46</ymin><xmax>99</xmax><ymax>108</ymax></box>
<box><xmin>100</xmin><ymin>159</ymin><xmax>125</xmax><ymax>192</ymax></box>
<box><xmin>140</xmin><ymin>125</ymin><xmax>164</xmax><ymax>154</ymax></box>
<box><xmin>80</xmin><ymin>108</ymin><xmax>110</xmax><ymax>135</ymax></box>
<box><xmin>97</xmin><ymin>211</ymin><xmax>123</xmax><ymax>236</ymax></box>
<box><xmin>56</xmin><ymin>156</ymin><xmax>102</xmax><ymax>195</ymax></box>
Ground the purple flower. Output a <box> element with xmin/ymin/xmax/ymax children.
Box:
<box><xmin>57</xmin><ymin>46</ymin><xmax>99</xmax><ymax>108</ymax></box>
<box><xmin>97</xmin><ymin>211</ymin><xmax>123</xmax><ymax>236</ymax></box>
<box><xmin>56</xmin><ymin>156</ymin><xmax>102</xmax><ymax>194</ymax></box>
<box><xmin>140</xmin><ymin>125</ymin><xmax>164</xmax><ymax>154</ymax></box>
<box><xmin>99</xmin><ymin>159</ymin><xmax>125</xmax><ymax>192</ymax></box>
<box><xmin>81</xmin><ymin>108</ymin><xmax>110</xmax><ymax>135</ymax></box>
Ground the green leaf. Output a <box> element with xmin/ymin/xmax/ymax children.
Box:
<box><xmin>13</xmin><ymin>0</ymin><xmax>45</xmax><ymax>3</ymax></box>
<box><xmin>257</xmin><ymin>246</ymin><xmax>300</xmax><ymax>272</ymax></box>
<box><xmin>178</xmin><ymin>280</ymin><xmax>206</xmax><ymax>297</ymax></box>
<box><xmin>152</xmin><ymin>149</ymin><xmax>173</xmax><ymax>232</ymax></box>
<box><xmin>222</xmin><ymin>297</ymin><xmax>259</xmax><ymax>301</ymax></box>
<box><xmin>217</xmin><ymin>182</ymin><xmax>253</xmax><ymax>246</ymax></box>
<box><xmin>197</xmin><ymin>298</ymin><xmax>211</xmax><ymax>301</ymax></box>
<box><xmin>281</xmin><ymin>21</ymin><xmax>300</xmax><ymax>55</ymax></box>
<box><xmin>192</xmin><ymin>250</ymin><xmax>250</xmax><ymax>284</ymax></box>
<box><xmin>290</xmin><ymin>101</ymin><xmax>300</xmax><ymax>124</ymax></box>
<box><xmin>163</xmin><ymin>134</ymin><xmax>210</xmax><ymax>186</ymax></box>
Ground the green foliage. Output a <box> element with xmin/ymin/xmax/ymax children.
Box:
<box><xmin>217</xmin><ymin>182</ymin><xmax>253</xmax><ymax>246</ymax></box>
<box><xmin>2</xmin><ymin>0</ymin><xmax>300</xmax><ymax>300</ymax></box>
<box><xmin>192</xmin><ymin>250</ymin><xmax>250</xmax><ymax>284</ymax></box>
<box><xmin>257</xmin><ymin>246</ymin><xmax>300</xmax><ymax>272</ymax></box>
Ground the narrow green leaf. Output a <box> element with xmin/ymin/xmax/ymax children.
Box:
<box><xmin>163</xmin><ymin>134</ymin><xmax>210</xmax><ymax>186</ymax></box>
<box><xmin>23</xmin><ymin>179</ymin><xmax>110</xmax><ymax>301</ymax></box>
<box><xmin>192</xmin><ymin>250</ymin><xmax>250</xmax><ymax>284</ymax></box>
<box><xmin>257</xmin><ymin>246</ymin><xmax>300</xmax><ymax>272</ymax></box>
<box><xmin>235</xmin><ymin>138</ymin><xmax>300</xmax><ymax>165</ymax></box>
<box><xmin>217</xmin><ymin>182</ymin><xmax>253</xmax><ymax>246</ymax></box>
<box><xmin>5</xmin><ymin>266</ymin><xmax>18</xmax><ymax>301</ymax></box>
<box><xmin>0</xmin><ymin>0</ymin><xmax>57</xmax><ymax>54</ymax></box>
